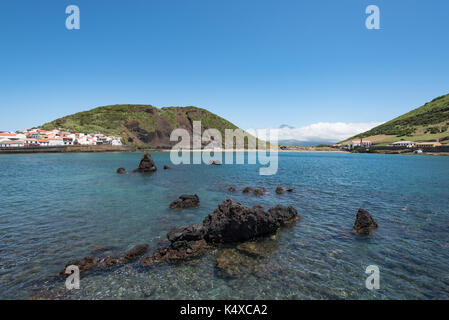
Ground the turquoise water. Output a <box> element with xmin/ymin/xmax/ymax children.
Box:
<box><xmin>0</xmin><ymin>152</ymin><xmax>448</xmax><ymax>299</ymax></box>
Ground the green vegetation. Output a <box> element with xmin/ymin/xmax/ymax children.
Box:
<box><xmin>40</xmin><ymin>104</ymin><xmax>256</xmax><ymax>148</ymax></box>
<box><xmin>342</xmin><ymin>93</ymin><xmax>449</xmax><ymax>144</ymax></box>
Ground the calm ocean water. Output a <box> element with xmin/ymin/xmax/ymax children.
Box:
<box><xmin>0</xmin><ymin>152</ymin><xmax>448</xmax><ymax>299</ymax></box>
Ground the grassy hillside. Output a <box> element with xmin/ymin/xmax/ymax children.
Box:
<box><xmin>342</xmin><ymin>93</ymin><xmax>449</xmax><ymax>145</ymax></box>
<box><xmin>41</xmin><ymin>104</ymin><xmax>260</xmax><ymax>149</ymax></box>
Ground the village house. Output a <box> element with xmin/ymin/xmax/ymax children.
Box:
<box><xmin>24</xmin><ymin>138</ymin><xmax>39</xmax><ymax>146</ymax></box>
<box><xmin>62</xmin><ymin>137</ymin><xmax>73</xmax><ymax>145</ymax></box>
<box><xmin>38</xmin><ymin>139</ymin><xmax>50</xmax><ymax>146</ymax></box>
<box><xmin>0</xmin><ymin>140</ymin><xmax>25</xmax><ymax>147</ymax></box>
<box><xmin>391</xmin><ymin>141</ymin><xmax>416</xmax><ymax>148</ymax></box>
<box><xmin>415</xmin><ymin>141</ymin><xmax>442</xmax><ymax>148</ymax></box>
<box><xmin>48</xmin><ymin>138</ymin><xmax>64</xmax><ymax>146</ymax></box>
<box><xmin>347</xmin><ymin>139</ymin><xmax>372</xmax><ymax>150</ymax></box>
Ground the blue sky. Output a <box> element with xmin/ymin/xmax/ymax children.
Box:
<box><xmin>1</xmin><ymin>0</ymin><xmax>449</xmax><ymax>138</ymax></box>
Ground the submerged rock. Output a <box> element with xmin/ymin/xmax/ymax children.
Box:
<box><xmin>59</xmin><ymin>256</ymin><xmax>98</xmax><ymax>277</ymax></box>
<box><xmin>123</xmin><ymin>244</ymin><xmax>150</xmax><ymax>260</ymax></box>
<box><xmin>216</xmin><ymin>248</ymin><xmax>254</xmax><ymax>277</ymax></box>
<box><xmin>268</xmin><ymin>205</ymin><xmax>300</xmax><ymax>226</ymax></box>
<box><xmin>98</xmin><ymin>256</ymin><xmax>121</xmax><ymax>267</ymax></box>
<box><xmin>253</xmin><ymin>188</ymin><xmax>266</xmax><ymax>196</ymax></box>
<box><xmin>167</xmin><ymin>224</ymin><xmax>205</xmax><ymax>243</ymax></box>
<box><xmin>169</xmin><ymin>194</ymin><xmax>200</xmax><ymax>209</ymax></box>
<box><xmin>228</xmin><ymin>187</ymin><xmax>237</xmax><ymax>192</ymax></box>
<box><xmin>203</xmin><ymin>199</ymin><xmax>300</xmax><ymax>243</ymax></box>
<box><xmin>242</xmin><ymin>187</ymin><xmax>253</xmax><ymax>194</ymax></box>
<box><xmin>275</xmin><ymin>186</ymin><xmax>285</xmax><ymax>194</ymax></box>
<box><xmin>116</xmin><ymin>168</ymin><xmax>126</xmax><ymax>174</ymax></box>
<box><xmin>352</xmin><ymin>208</ymin><xmax>378</xmax><ymax>235</ymax></box>
<box><xmin>141</xmin><ymin>239</ymin><xmax>207</xmax><ymax>266</ymax></box>
<box><xmin>133</xmin><ymin>152</ymin><xmax>157</xmax><ymax>173</ymax></box>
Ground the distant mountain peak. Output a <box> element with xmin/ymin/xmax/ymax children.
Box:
<box><xmin>279</xmin><ymin>124</ymin><xmax>295</xmax><ymax>129</ymax></box>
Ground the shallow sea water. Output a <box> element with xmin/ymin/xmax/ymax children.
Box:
<box><xmin>0</xmin><ymin>152</ymin><xmax>448</xmax><ymax>299</ymax></box>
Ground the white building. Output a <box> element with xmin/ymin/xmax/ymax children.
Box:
<box><xmin>348</xmin><ymin>139</ymin><xmax>372</xmax><ymax>150</ymax></box>
<box><xmin>391</xmin><ymin>141</ymin><xmax>416</xmax><ymax>148</ymax></box>
<box><xmin>0</xmin><ymin>140</ymin><xmax>24</xmax><ymax>147</ymax></box>
<box><xmin>0</xmin><ymin>132</ymin><xmax>18</xmax><ymax>142</ymax></box>
<box><xmin>48</xmin><ymin>138</ymin><xmax>64</xmax><ymax>146</ymax></box>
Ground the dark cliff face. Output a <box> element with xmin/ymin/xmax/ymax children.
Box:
<box><xmin>41</xmin><ymin>105</ymin><xmax>244</xmax><ymax>149</ymax></box>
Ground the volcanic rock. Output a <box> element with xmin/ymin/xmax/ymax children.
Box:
<box><xmin>253</xmin><ymin>188</ymin><xmax>266</xmax><ymax>196</ymax></box>
<box><xmin>123</xmin><ymin>244</ymin><xmax>150</xmax><ymax>260</ymax></box>
<box><xmin>242</xmin><ymin>187</ymin><xmax>253</xmax><ymax>194</ymax></box>
<box><xmin>167</xmin><ymin>224</ymin><xmax>206</xmax><ymax>243</ymax></box>
<box><xmin>133</xmin><ymin>152</ymin><xmax>157</xmax><ymax>173</ymax></box>
<box><xmin>169</xmin><ymin>194</ymin><xmax>200</xmax><ymax>209</ymax></box>
<box><xmin>275</xmin><ymin>186</ymin><xmax>285</xmax><ymax>194</ymax></box>
<box><xmin>352</xmin><ymin>208</ymin><xmax>378</xmax><ymax>235</ymax></box>
<box><xmin>202</xmin><ymin>199</ymin><xmax>299</xmax><ymax>243</ymax></box>
<box><xmin>141</xmin><ymin>239</ymin><xmax>207</xmax><ymax>266</ymax></box>
<box><xmin>59</xmin><ymin>256</ymin><xmax>98</xmax><ymax>277</ymax></box>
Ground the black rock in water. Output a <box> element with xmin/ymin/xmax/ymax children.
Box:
<box><xmin>203</xmin><ymin>199</ymin><xmax>300</xmax><ymax>243</ymax></box>
<box><xmin>169</xmin><ymin>194</ymin><xmax>200</xmax><ymax>209</ymax></box>
<box><xmin>116</xmin><ymin>168</ymin><xmax>126</xmax><ymax>174</ymax></box>
<box><xmin>352</xmin><ymin>208</ymin><xmax>378</xmax><ymax>235</ymax></box>
<box><xmin>167</xmin><ymin>224</ymin><xmax>206</xmax><ymax>243</ymax></box>
<box><xmin>133</xmin><ymin>152</ymin><xmax>157</xmax><ymax>173</ymax></box>
<box><xmin>242</xmin><ymin>187</ymin><xmax>253</xmax><ymax>194</ymax></box>
<box><xmin>275</xmin><ymin>186</ymin><xmax>285</xmax><ymax>194</ymax></box>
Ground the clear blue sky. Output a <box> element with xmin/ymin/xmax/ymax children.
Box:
<box><xmin>1</xmin><ymin>0</ymin><xmax>449</xmax><ymax>131</ymax></box>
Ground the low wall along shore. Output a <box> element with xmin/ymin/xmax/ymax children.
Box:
<box><xmin>0</xmin><ymin>145</ymin><xmax>133</xmax><ymax>154</ymax></box>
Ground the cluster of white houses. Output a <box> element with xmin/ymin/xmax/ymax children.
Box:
<box><xmin>343</xmin><ymin>139</ymin><xmax>442</xmax><ymax>150</ymax></box>
<box><xmin>0</xmin><ymin>129</ymin><xmax>123</xmax><ymax>148</ymax></box>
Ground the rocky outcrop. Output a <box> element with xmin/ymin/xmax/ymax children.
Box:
<box><xmin>228</xmin><ymin>187</ymin><xmax>237</xmax><ymax>192</ymax></box>
<box><xmin>133</xmin><ymin>152</ymin><xmax>157</xmax><ymax>173</ymax></box>
<box><xmin>268</xmin><ymin>205</ymin><xmax>301</xmax><ymax>226</ymax></box>
<box><xmin>287</xmin><ymin>188</ymin><xmax>296</xmax><ymax>193</ymax></box>
<box><xmin>141</xmin><ymin>227</ymin><xmax>207</xmax><ymax>267</ymax></box>
<box><xmin>352</xmin><ymin>208</ymin><xmax>378</xmax><ymax>235</ymax></box>
<box><xmin>59</xmin><ymin>243</ymin><xmax>149</xmax><ymax>276</ymax></box>
<box><xmin>276</xmin><ymin>186</ymin><xmax>285</xmax><ymax>194</ymax></box>
<box><xmin>140</xmin><ymin>200</ymin><xmax>300</xmax><ymax>267</ymax></box>
<box><xmin>253</xmin><ymin>188</ymin><xmax>266</xmax><ymax>196</ymax></box>
<box><xmin>123</xmin><ymin>244</ymin><xmax>149</xmax><ymax>260</ymax></box>
<box><xmin>116</xmin><ymin>168</ymin><xmax>126</xmax><ymax>174</ymax></box>
<box><xmin>169</xmin><ymin>194</ymin><xmax>200</xmax><ymax>209</ymax></box>
<box><xmin>59</xmin><ymin>256</ymin><xmax>98</xmax><ymax>277</ymax></box>
<box><xmin>203</xmin><ymin>199</ymin><xmax>299</xmax><ymax>243</ymax></box>
<box><xmin>242</xmin><ymin>187</ymin><xmax>253</xmax><ymax>194</ymax></box>
<box><xmin>167</xmin><ymin>224</ymin><xmax>206</xmax><ymax>243</ymax></box>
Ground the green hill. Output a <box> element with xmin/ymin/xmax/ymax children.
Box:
<box><xmin>342</xmin><ymin>93</ymin><xmax>449</xmax><ymax>145</ymax></box>
<box><xmin>41</xmin><ymin>104</ymin><xmax>258</xmax><ymax>148</ymax></box>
